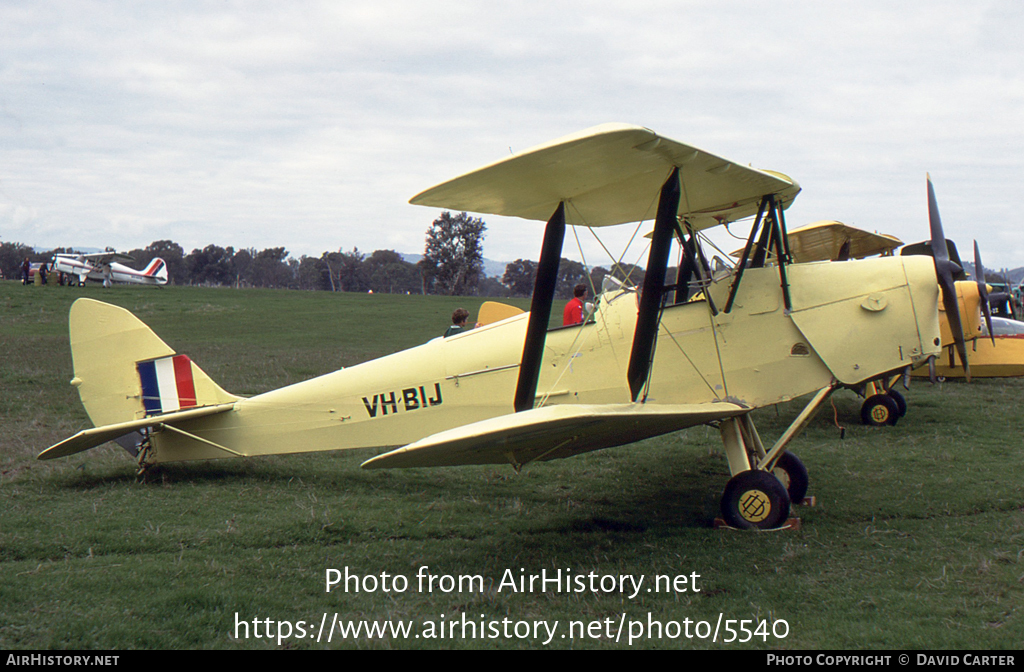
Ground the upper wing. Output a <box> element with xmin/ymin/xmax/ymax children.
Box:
<box><xmin>786</xmin><ymin>221</ymin><xmax>903</xmax><ymax>263</ymax></box>
<box><xmin>410</xmin><ymin>123</ymin><xmax>800</xmax><ymax>230</ymax></box>
<box><xmin>69</xmin><ymin>251</ymin><xmax>136</xmax><ymax>266</ymax></box>
<box><xmin>361</xmin><ymin>401</ymin><xmax>748</xmax><ymax>469</ymax></box>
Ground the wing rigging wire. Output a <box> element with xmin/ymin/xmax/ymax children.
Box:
<box><xmin>567</xmin><ymin>181</ymin><xmax>664</xmax><ymax>289</ymax></box>
<box><xmin>541</xmin><ymin>166</ymin><xmax>739</xmax><ymax>406</ymax></box>
<box><xmin>535</xmin><ymin>201</ymin><xmax>641</xmax><ymax>408</ymax></box>
<box><xmin>681</xmin><ymin>177</ymin><xmax>730</xmax><ymax>399</ymax></box>
<box><xmin>537</xmin><ymin>176</ymin><xmax>667</xmax><ymax>407</ymax></box>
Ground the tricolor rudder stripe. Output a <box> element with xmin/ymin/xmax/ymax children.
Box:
<box><xmin>137</xmin><ymin>355</ymin><xmax>198</xmax><ymax>415</ymax></box>
<box><xmin>144</xmin><ymin>258</ymin><xmax>166</xmax><ymax>277</ymax></box>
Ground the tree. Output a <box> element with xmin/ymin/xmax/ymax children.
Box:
<box><xmin>421</xmin><ymin>211</ymin><xmax>486</xmax><ymax>296</ymax></box>
<box><xmin>502</xmin><ymin>259</ymin><xmax>537</xmax><ymax>298</ymax></box>
<box><xmin>320</xmin><ymin>252</ymin><xmax>342</xmax><ymax>291</ymax></box>
<box><xmin>555</xmin><ymin>258</ymin><xmax>588</xmax><ymax>299</ymax></box>
<box><xmin>294</xmin><ymin>255</ymin><xmax>323</xmax><ymax>290</ymax></box>
<box><xmin>185</xmin><ymin>245</ymin><xmax>234</xmax><ymax>286</ymax></box>
<box><xmin>614</xmin><ymin>263</ymin><xmax>646</xmax><ymax>288</ymax></box>
<box><xmin>0</xmin><ymin>241</ymin><xmax>34</xmax><ymax>280</ymax></box>
<box><xmin>592</xmin><ymin>263</ymin><xmax>645</xmax><ymax>290</ymax></box>
<box><xmin>230</xmin><ymin>248</ymin><xmax>256</xmax><ymax>287</ymax></box>
<box><xmin>337</xmin><ymin>248</ymin><xmax>369</xmax><ymax>292</ymax></box>
<box><xmin>251</xmin><ymin>247</ymin><xmax>293</xmax><ymax>288</ymax></box>
<box><xmin>477</xmin><ymin>275</ymin><xmax>509</xmax><ymax>298</ymax></box>
<box><xmin>365</xmin><ymin>249</ymin><xmax>420</xmax><ymax>294</ymax></box>
<box><xmin>503</xmin><ymin>257</ymin><xmax>591</xmax><ymax>299</ymax></box>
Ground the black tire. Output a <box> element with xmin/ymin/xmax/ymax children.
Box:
<box><xmin>771</xmin><ymin>452</ymin><xmax>809</xmax><ymax>504</ymax></box>
<box><xmin>888</xmin><ymin>389</ymin><xmax>907</xmax><ymax>418</ymax></box>
<box><xmin>720</xmin><ymin>470</ymin><xmax>791</xmax><ymax>529</ymax></box>
<box><xmin>861</xmin><ymin>394</ymin><xmax>899</xmax><ymax>426</ymax></box>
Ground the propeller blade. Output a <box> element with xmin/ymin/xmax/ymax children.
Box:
<box><xmin>928</xmin><ymin>175</ymin><xmax>970</xmax><ymax>381</ymax></box>
<box><xmin>974</xmin><ymin>241</ymin><xmax>995</xmax><ymax>346</ymax></box>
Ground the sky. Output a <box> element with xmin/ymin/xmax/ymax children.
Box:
<box><xmin>2</xmin><ymin>1</ymin><xmax>1022</xmax><ymax>273</ymax></box>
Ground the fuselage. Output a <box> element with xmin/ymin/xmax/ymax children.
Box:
<box><xmin>145</xmin><ymin>255</ymin><xmax>942</xmax><ymax>464</ymax></box>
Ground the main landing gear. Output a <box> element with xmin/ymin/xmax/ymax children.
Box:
<box><xmin>716</xmin><ymin>385</ymin><xmax>832</xmax><ymax>529</ymax></box>
<box><xmin>720</xmin><ymin>469</ymin><xmax>791</xmax><ymax>529</ymax></box>
<box><xmin>859</xmin><ymin>379</ymin><xmax>908</xmax><ymax>427</ymax></box>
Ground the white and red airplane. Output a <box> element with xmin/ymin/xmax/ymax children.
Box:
<box><xmin>50</xmin><ymin>252</ymin><xmax>168</xmax><ymax>287</ymax></box>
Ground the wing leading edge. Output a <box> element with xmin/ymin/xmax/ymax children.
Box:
<box><xmin>361</xmin><ymin>401</ymin><xmax>749</xmax><ymax>469</ymax></box>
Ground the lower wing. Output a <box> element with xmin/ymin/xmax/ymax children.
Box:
<box><xmin>361</xmin><ymin>401</ymin><xmax>748</xmax><ymax>469</ymax></box>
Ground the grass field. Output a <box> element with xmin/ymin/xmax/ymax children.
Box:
<box><xmin>1</xmin><ymin>280</ymin><xmax>1022</xmax><ymax>650</ymax></box>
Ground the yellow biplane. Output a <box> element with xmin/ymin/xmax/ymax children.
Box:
<box><xmin>41</xmin><ymin>124</ymin><xmax>959</xmax><ymax>529</ymax></box>
<box><xmin>912</xmin><ymin>242</ymin><xmax>1024</xmax><ymax>380</ymax></box>
<box><xmin>925</xmin><ymin>316</ymin><xmax>1024</xmax><ymax>379</ymax></box>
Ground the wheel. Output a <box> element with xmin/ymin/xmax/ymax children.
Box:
<box><xmin>860</xmin><ymin>394</ymin><xmax>899</xmax><ymax>426</ymax></box>
<box><xmin>771</xmin><ymin>452</ymin><xmax>809</xmax><ymax>504</ymax></box>
<box><xmin>887</xmin><ymin>389</ymin><xmax>907</xmax><ymax>418</ymax></box>
<box><xmin>720</xmin><ymin>470</ymin><xmax>791</xmax><ymax>530</ymax></box>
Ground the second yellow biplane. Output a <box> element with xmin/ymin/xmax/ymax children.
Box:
<box><xmin>41</xmin><ymin>124</ymin><xmax>959</xmax><ymax>529</ymax></box>
<box><xmin>913</xmin><ymin>243</ymin><xmax>1024</xmax><ymax>380</ymax></box>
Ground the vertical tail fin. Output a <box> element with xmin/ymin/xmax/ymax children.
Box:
<box><xmin>69</xmin><ymin>298</ymin><xmax>238</xmax><ymax>427</ymax></box>
<box><xmin>142</xmin><ymin>258</ymin><xmax>168</xmax><ymax>284</ymax></box>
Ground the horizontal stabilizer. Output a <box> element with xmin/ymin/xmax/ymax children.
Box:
<box><xmin>38</xmin><ymin>403</ymin><xmax>236</xmax><ymax>461</ymax></box>
<box><xmin>361</xmin><ymin>401</ymin><xmax>747</xmax><ymax>469</ymax></box>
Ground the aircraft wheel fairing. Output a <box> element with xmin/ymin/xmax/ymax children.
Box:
<box><xmin>771</xmin><ymin>452</ymin><xmax>809</xmax><ymax>504</ymax></box>
<box><xmin>860</xmin><ymin>394</ymin><xmax>899</xmax><ymax>427</ymax></box>
<box><xmin>720</xmin><ymin>470</ymin><xmax>791</xmax><ymax>530</ymax></box>
<box><xmin>887</xmin><ymin>389</ymin><xmax>907</xmax><ymax>418</ymax></box>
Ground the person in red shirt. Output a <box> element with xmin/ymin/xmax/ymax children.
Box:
<box><xmin>563</xmin><ymin>284</ymin><xmax>588</xmax><ymax>326</ymax></box>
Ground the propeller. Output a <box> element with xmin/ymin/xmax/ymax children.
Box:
<box><xmin>927</xmin><ymin>175</ymin><xmax>971</xmax><ymax>381</ymax></box>
<box><xmin>973</xmin><ymin>241</ymin><xmax>997</xmax><ymax>346</ymax></box>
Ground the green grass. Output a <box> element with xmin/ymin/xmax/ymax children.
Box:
<box><xmin>1</xmin><ymin>280</ymin><xmax>1022</xmax><ymax>649</ymax></box>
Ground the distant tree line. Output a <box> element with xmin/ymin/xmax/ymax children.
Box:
<box><xmin>0</xmin><ymin>239</ymin><xmax>431</xmax><ymax>293</ymax></box>
<box><xmin>502</xmin><ymin>257</ymin><xmax>647</xmax><ymax>300</ymax></box>
<box><xmin>0</xmin><ymin>211</ymin><xmax>650</xmax><ymax>297</ymax></box>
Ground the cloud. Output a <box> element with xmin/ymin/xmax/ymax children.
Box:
<box><xmin>0</xmin><ymin>0</ymin><xmax>1021</xmax><ymax>269</ymax></box>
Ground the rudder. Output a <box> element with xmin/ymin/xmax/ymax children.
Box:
<box><xmin>143</xmin><ymin>258</ymin><xmax>168</xmax><ymax>284</ymax></box>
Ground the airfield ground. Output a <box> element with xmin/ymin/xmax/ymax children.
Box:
<box><xmin>1</xmin><ymin>281</ymin><xmax>1021</xmax><ymax>649</ymax></box>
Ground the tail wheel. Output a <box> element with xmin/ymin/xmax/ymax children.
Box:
<box><xmin>887</xmin><ymin>389</ymin><xmax>908</xmax><ymax>418</ymax></box>
<box><xmin>720</xmin><ymin>470</ymin><xmax>791</xmax><ymax>530</ymax></box>
<box><xmin>771</xmin><ymin>452</ymin><xmax>809</xmax><ymax>504</ymax></box>
<box><xmin>861</xmin><ymin>394</ymin><xmax>899</xmax><ymax>426</ymax></box>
